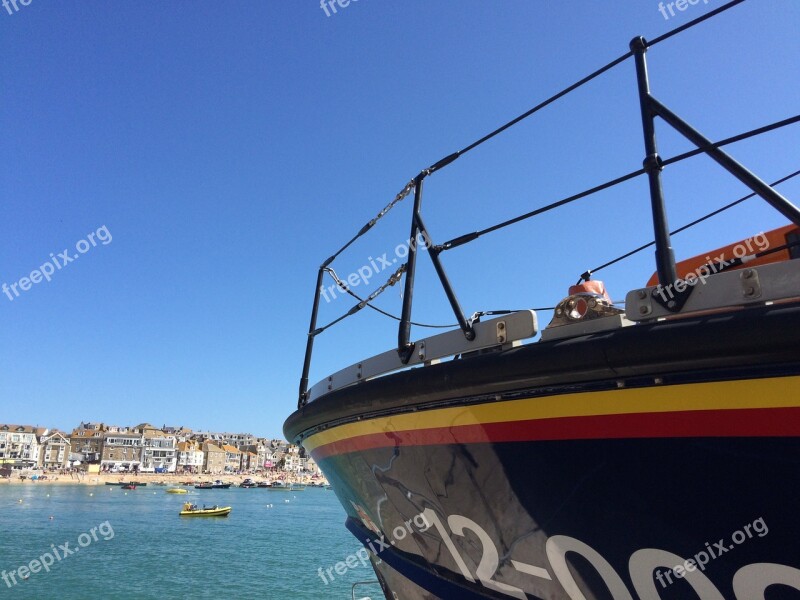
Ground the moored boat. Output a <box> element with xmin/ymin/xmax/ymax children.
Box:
<box><xmin>284</xmin><ymin>7</ymin><xmax>800</xmax><ymax>599</ymax></box>
<box><xmin>179</xmin><ymin>502</ymin><xmax>231</xmax><ymax>517</ymax></box>
<box><xmin>265</xmin><ymin>481</ymin><xmax>292</xmax><ymax>491</ymax></box>
<box><xmin>166</xmin><ymin>488</ymin><xmax>188</xmax><ymax>494</ymax></box>
<box><xmin>195</xmin><ymin>480</ymin><xmax>232</xmax><ymax>489</ymax></box>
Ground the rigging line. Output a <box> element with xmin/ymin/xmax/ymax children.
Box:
<box><xmin>322</xmin><ymin>266</ymin><xmax>458</xmax><ymax>330</ymax></box>
<box><xmin>324</xmin><ymin>270</ymin><xmax>562</xmax><ymax>329</ymax></box>
<box><xmin>751</xmin><ymin>240</ymin><xmax>800</xmax><ymax>260</ymax></box>
<box><xmin>312</xmin><ymin>309</ymin><xmax>356</xmax><ymax>337</ymax></box>
<box><xmin>428</xmin><ymin>0</ymin><xmax>747</xmax><ymax>173</ymax></box>
<box><xmin>314</xmin><ymin>265</ymin><xmax>459</xmax><ymax>335</ymax></box>
<box><xmin>473</xmin><ymin>308</ymin><xmax>557</xmax><ymax>318</ymax></box>
<box><xmin>431</xmin><ymin>53</ymin><xmax>633</xmax><ymax>170</ymax></box>
<box><xmin>647</xmin><ymin>0</ymin><xmax>747</xmax><ymax>48</ymax></box>
<box><xmin>320</xmin><ymin>179</ymin><xmax>417</xmax><ymax>268</ymax></box>
<box><xmin>439</xmin><ymin>167</ymin><xmax>647</xmax><ymax>251</ymax></box>
<box><xmin>440</xmin><ymin>117</ymin><xmax>800</xmax><ymax>252</ymax></box>
<box><xmin>581</xmin><ymin>169</ymin><xmax>800</xmax><ymax>278</ymax></box>
<box><xmin>660</xmin><ymin>114</ymin><xmax>800</xmax><ymax>169</ymax></box>
<box><xmin>316</xmin><ymin>0</ymin><xmax>746</xmax><ymax>270</ymax></box>
<box><xmin>359</xmin><ymin>302</ymin><xmax>457</xmax><ymax>329</ymax></box>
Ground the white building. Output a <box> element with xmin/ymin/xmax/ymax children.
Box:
<box><xmin>0</xmin><ymin>424</ymin><xmax>42</xmax><ymax>469</ymax></box>
<box><xmin>141</xmin><ymin>431</ymin><xmax>177</xmax><ymax>473</ymax></box>
<box><xmin>283</xmin><ymin>453</ymin><xmax>305</xmax><ymax>472</ymax></box>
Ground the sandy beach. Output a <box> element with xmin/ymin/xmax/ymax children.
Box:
<box><xmin>0</xmin><ymin>472</ymin><xmax>319</xmax><ymax>486</ymax></box>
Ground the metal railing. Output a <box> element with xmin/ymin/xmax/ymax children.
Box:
<box><xmin>298</xmin><ymin>0</ymin><xmax>800</xmax><ymax>408</ymax></box>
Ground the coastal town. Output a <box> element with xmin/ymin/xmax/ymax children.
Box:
<box><xmin>0</xmin><ymin>422</ymin><xmax>321</xmax><ymax>481</ymax></box>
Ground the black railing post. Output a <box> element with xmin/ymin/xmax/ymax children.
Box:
<box><xmin>298</xmin><ymin>266</ymin><xmax>326</xmax><ymax>407</ymax></box>
<box><xmin>397</xmin><ymin>171</ymin><xmax>428</xmax><ymax>364</ymax></box>
<box><xmin>631</xmin><ymin>36</ymin><xmax>678</xmax><ymax>288</ymax></box>
<box><xmin>397</xmin><ymin>176</ymin><xmax>424</xmax><ymax>363</ymax></box>
<box><xmin>414</xmin><ymin>212</ymin><xmax>475</xmax><ymax>340</ymax></box>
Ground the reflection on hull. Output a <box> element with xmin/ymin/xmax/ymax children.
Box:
<box><xmin>307</xmin><ymin>377</ymin><xmax>800</xmax><ymax>599</ymax></box>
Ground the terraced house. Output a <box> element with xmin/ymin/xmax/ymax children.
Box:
<box><xmin>69</xmin><ymin>422</ymin><xmax>106</xmax><ymax>465</ymax></box>
<box><xmin>130</xmin><ymin>424</ymin><xmax>177</xmax><ymax>472</ymax></box>
<box><xmin>176</xmin><ymin>440</ymin><xmax>204</xmax><ymax>473</ymax></box>
<box><xmin>39</xmin><ymin>430</ymin><xmax>71</xmax><ymax>469</ymax></box>
<box><xmin>221</xmin><ymin>444</ymin><xmax>242</xmax><ymax>472</ymax></box>
<box><xmin>202</xmin><ymin>441</ymin><xmax>225</xmax><ymax>474</ymax></box>
<box><xmin>101</xmin><ymin>429</ymin><xmax>144</xmax><ymax>472</ymax></box>
<box><xmin>241</xmin><ymin>443</ymin><xmax>269</xmax><ymax>470</ymax></box>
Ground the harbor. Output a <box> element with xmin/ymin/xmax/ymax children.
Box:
<box><xmin>0</xmin><ymin>483</ymin><xmax>374</xmax><ymax>599</ymax></box>
<box><xmin>2</xmin><ymin>1</ymin><xmax>799</xmax><ymax>598</ymax></box>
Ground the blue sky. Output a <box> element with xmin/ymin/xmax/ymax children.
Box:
<box><xmin>1</xmin><ymin>1</ymin><xmax>798</xmax><ymax>438</ymax></box>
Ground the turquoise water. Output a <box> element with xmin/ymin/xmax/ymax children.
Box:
<box><xmin>0</xmin><ymin>485</ymin><xmax>383</xmax><ymax>599</ymax></box>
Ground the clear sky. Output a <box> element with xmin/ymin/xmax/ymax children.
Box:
<box><xmin>1</xmin><ymin>1</ymin><xmax>798</xmax><ymax>438</ymax></box>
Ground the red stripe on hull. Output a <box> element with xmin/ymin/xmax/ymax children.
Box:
<box><xmin>311</xmin><ymin>407</ymin><xmax>800</xmax><ymax>460</ymax></box>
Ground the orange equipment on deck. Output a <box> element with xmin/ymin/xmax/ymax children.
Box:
<box><xmin>646</xmin><ymin>224</ymin><xmax>800</xmax><ymax>286</ymax></box>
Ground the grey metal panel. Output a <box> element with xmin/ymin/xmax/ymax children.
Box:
<box><xmin>308</xmin><ymin>311</ymin><xmax>538</xmax><ymax>401</ymax></box>
<box><xmin>625</xmin><ymin>260</ymin><xmax>800</xmax><ymax>322</ymax></box>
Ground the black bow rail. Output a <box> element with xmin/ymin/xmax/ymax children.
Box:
<box><xmin>298</xmin><ymin>0</ymin><xmax>800</xmax><ymax>407</ymax></box>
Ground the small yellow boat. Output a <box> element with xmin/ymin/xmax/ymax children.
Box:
<box><xmin>179</xmin><ymin>502</ymin><xmax>231</xmax><ymax>517</ymax></box>
<box><xmin>166</xmin><ymin>488</ymin><xmax>188</xmax><ymax>494</ymax></box>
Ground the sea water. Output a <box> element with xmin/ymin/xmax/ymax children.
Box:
<box><xmin>0</xmin><ymin>484</ymin><xmax>382</xmax><ymax>599</ymax></box>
